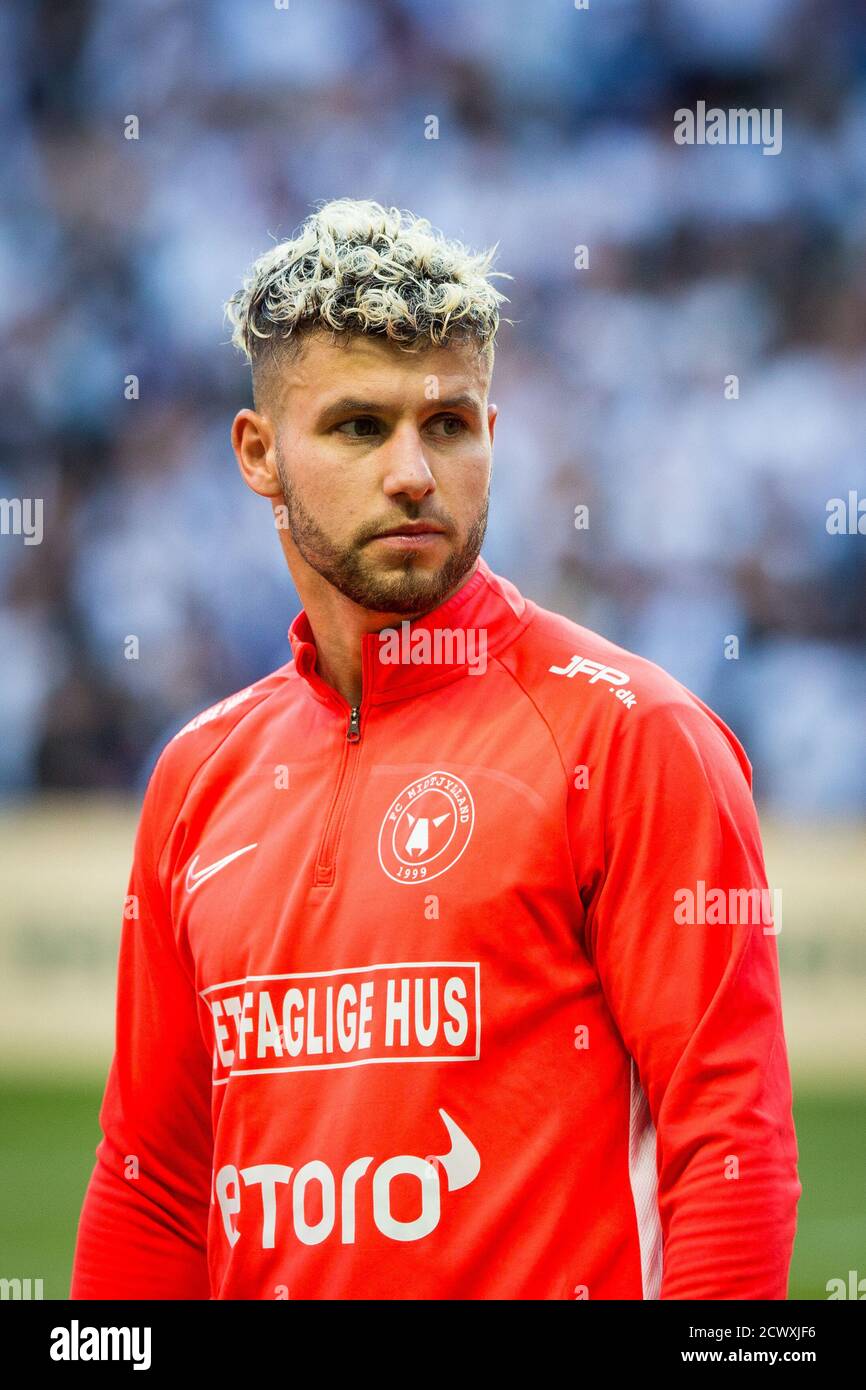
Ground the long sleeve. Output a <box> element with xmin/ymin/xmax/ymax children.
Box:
<box><xmin>576</xmin><ymin>698</ymin><xmax>801</xmax><ymax>1299</ymax></box>
<box><xmin>70</xmin><ymin>752</ymin><xmax>214</xmax><ymax>1299</ymax></box>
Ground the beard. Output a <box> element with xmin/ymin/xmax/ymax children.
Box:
<box><xmin>274</xmin><ymin>446</ymin><xmax>489</xmax><ymax>616</ymax></box>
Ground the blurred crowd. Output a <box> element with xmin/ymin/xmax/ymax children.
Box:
<box><xmin>1</xmin><ymin>0</ymin><xmax>865</xmax><ymax>812</ymax></box>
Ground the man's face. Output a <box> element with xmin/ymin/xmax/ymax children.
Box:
<box><xmin>266</xmin><ymin>331</ymin><xmax>496</xmax><ymax>616</ymax></box>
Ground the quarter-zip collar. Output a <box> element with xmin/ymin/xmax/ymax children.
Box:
<box><xmin>287</xmin><ymin>555</ymin><xmax>534</xmax><ymax>712</ymax></box>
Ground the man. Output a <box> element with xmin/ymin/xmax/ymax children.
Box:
<box><xmin>71</xmin><ymin>198</ymin><xmax>800</xmax><ymax>1300</ymax></box>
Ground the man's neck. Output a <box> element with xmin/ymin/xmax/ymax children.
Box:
<box><xmin>294</xmin><ymin>560</ymin><xmax>479</xmax><ymax>708</ymax></box>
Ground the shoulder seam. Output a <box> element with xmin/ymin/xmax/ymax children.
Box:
<box><xmin>491</xmin><ymin>647</ymin><xmax>602</xmax><ymax>961</ymax></box>
<box><xmin>490</xmin><ymin>649</ymin><xmax>571</xmax><ymax>784</ymax></box>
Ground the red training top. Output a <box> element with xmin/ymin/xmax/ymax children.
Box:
<box><xmin>71</xmin><ymin>556</ymin><xmax>801</xmax><ymax>1300</ymax></box>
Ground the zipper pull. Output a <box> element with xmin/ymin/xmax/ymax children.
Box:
<box><xmin>346</xmin><ymin>704</ymin><xmax>361</xmax><ymax>742</ymax></box>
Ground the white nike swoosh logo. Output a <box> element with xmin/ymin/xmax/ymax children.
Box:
<box><xmin>185</xmin><ymin>843</ymin><xmax>258</xmax><ymax>893</ymax></box>
<box><xmin>435</xmin><ymin>1109</ymin><xmax>481</xmax><ymax>1192</ymax></box>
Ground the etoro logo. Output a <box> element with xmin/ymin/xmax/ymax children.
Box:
<box><xmin>378</xmin><ymin>771</ymin><xmax>475</xmax><ymax>883</ymax></box>
<box><xmin>215</xmin><ymin>1108</ymin><xmax>480</xmax><ymax>1249</ymax></box>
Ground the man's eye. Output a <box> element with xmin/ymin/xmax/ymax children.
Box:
<box><xmin>336</xmin><ymin>418</ymin><xmax>380</xmax><ymax>438</ymax></box>
<box><xmin>429</xmin><ymin>414</ymin><xmax>465</xmax><ymax>437</ymax></box>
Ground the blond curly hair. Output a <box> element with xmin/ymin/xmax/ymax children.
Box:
<box><xmin>225</xmin><ymin>199</ymin><xmax>509</xmax><ymax>391</ymax></box>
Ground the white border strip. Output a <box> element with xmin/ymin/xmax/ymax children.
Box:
<box><xmin>627</xmin><ymin>1057</ymin><xmax>664</xmax><ymax>1299</ymax></box>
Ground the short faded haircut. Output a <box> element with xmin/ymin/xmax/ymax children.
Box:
<box><xmin>224</xmin><ymin>198</ymin><xmax>509</xmax><ymax>407</ymax></box>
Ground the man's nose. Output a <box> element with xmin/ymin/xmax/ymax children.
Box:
<box><xmin>381</xmin><ymin>425</ymin><xmax>436</xmax><ymax>499</ymax></box>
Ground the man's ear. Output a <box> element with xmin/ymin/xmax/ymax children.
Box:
<box><xmin>231</xmin><ymin>409</ymin><xmax>283</xmax><ymax>498</ymax></box>
<box><xmin>487</xmin><ymin>402</ymin><xmax>498</xmax><ymax>446</ymax></box>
